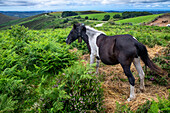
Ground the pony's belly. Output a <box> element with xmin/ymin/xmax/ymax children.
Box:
<box><xmin>100</xmin><ymin>57</ymin><xmax>119</xmax><ymax>65</ymax></box>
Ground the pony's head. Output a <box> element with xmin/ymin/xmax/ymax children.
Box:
<box><xmin>66</xmin><ymin>23</ymin><xmax>86</xmax><ymax>44</ymax></box>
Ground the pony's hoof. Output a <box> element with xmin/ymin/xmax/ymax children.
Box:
<box><xmin>140</xmin><ymin>87</ymin><xmax>145</xmax><ymax>92</ymax></box>
<box><xmin>127</xmin><ymin>98</ymin><xmax>131</xmax><ymax>102</ymax></box>
<box><xmin>127</xmin><ymin>97</ymin><xmax>135</xmax><ymax>102</ymax></box>
<box><xmin>140</xmin><ymin>88</ymin><xmax>145</xmax><ymax>93</ymax></box>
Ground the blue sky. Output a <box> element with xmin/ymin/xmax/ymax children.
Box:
<box><xmin>0</xmin><ymin>0</ymin><xmax>170</xmax><ymax>11</ymax></box>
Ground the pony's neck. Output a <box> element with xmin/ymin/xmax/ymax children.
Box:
<box><xmin>85</xmin><ymin>26</ymin><xmax>105</xmax><ymax>39</ymax></box>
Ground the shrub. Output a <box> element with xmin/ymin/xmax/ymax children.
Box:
<box><xmin>115</xmin><ymin>102</ymin><xmax>132</xmax><ymax>113</ymax></box>
<box><xmin>85</xmin><ymin>16</ymin><xmax>88</xmax><ymax>19</ymax></box>
<box><xmin>0</xmin><ymin>94</ymin><xmax>18</xmax><ymax>112</ymax></box>
<box><xmin>113</xmin><ymin>14</ymin><xmax>121</xmax><ymax>18</ymax></box>
<box><xmin>61</xmin><ymin>11</ymin><xmax>78</xmax><ymax>18</ymax></box>
<box><xmin>102</xmin><ymin>15</ymin><xmax>110</xmax><ymax>21</ymax></box>
<box><xmin>60</xmin><ymin>62</ymin><xmax>104</xmax><ymax>112</ymax></box>
<box><xmin>35</xmin><ymin>62</ymin><xmax>104</xmax><ymax>112</ymax></box>
<box><xmin>136</xmin><ymin>95</ymin><xmax>170</xmax><ymax>113</ymax></box>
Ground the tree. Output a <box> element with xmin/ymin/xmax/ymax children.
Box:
<box><xmin>85</xmin><ymin>16</ymin><xmax>88</xmax><ymax>19</ymax></box>
<box><xmin>102</xmin><ymin>15</ymin><xmax>110</xmax><ymax>21</ymax></box>
<box><xmin>113</xmin><ymin>14</ymin><xmax>121</xmax><ymax>18</ymax></box>
<box><xmin>61</xmin><ymin>11</ymin><xmax>78</xmax><ymax>18</ymax></box>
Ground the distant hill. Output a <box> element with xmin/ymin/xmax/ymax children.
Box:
<box><xmin>0</xmin><ymin>10</ymin><xmax>105</xmax><ymax>30</ymax></box>
<box><xmin>0</xmin><ymin>13</ymin><xmax>57</xmax><ymax>30</ymax></box>
<box><xmin>0</xmin><ymin>10</ymin><xmax>167</xmax><ymax>30</ymax></box>
<box><xmin>115</xmin><ymin>14</ymin><xmax>163</xmax><ymax>25</ymax></box>
<box><xmin>0</xmin><ymin>13</ymin><xmax>19</xmax><ymax>24</ymax></box>
<box><xmin>0</xmin><ymin>11</ymin><xmax>49</xmax><ymax>18</ymax></box>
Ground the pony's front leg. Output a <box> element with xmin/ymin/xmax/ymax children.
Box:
<box><xmin>121</xmin><ymin>64</ymin><xmax>136</xmax><ymax>101</ymax></box>
<box><xmin>90</xmin><ymin>54</ymin><xmax>95</xmax><ymax>64</ymax></box>
<box><xmin>127</xmin><ymin>85</ymin><xmax>135</xmax><ymax>101</ymax></box>
<box><xmin>96</xmin><ymin>59</ymin><xmax>100</xmax><ymax>74</ymax></box>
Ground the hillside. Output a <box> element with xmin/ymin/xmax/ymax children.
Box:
<box><xmin>0</xmin><ymin>13</ymin><xmax>59</xmax><ymax>30</ymax></box>
<box><xmin>0</xmin><ymin>13</ymin><xmax>19</xmax><ymax>24</ymax></box>
<box><xmin>0</xmin><ymin>11</ymin><xmax>104</xmax><ymax>30</ymax></box>
<box><xmin>115</xmin><ymin>14</ymin><xmax>163</xmax><ymax>25</ymax></box>
<box><xmin>73</xmin><ymin>12</ymin><xmax>121</xmax><ymax>21</ymax></box>
<box><xmin>147</xmin><ymin>13</ymin><xmax>170</xmax><ymax>27</ymax></box>
<box><xmin>0</xmin><ymin>11</ymin><xmax>168</xmax><ymax>30</ymax></box>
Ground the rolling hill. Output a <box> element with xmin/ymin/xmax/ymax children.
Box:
<box><xmin>0</xmin><ymin>11</ymin><xmax>105</xmax><ymax>30</ymax></box>
<box><xmin>115</xmin><ymin>14</ymin><xmax>163</xmax><ymax>25</ymax></box>
<box><xmin>0</xmin><ymin>13</ymin><xmax>19</xmax><ymax>24</ymax></box>
<box><xmin>73</xmin><ymin>12</ymin><xmax>121</xmax><ymax>21</ymax></box>
<box><xmin>0</xmin><ymin>10</ymin><xmax>167</xmax><ymax>30</ymax></box>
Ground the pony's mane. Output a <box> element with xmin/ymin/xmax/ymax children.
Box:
<box><xmin>85</xmin><ymin>26</ymin><xmax>105</xmax><ymax>34</ymax></box>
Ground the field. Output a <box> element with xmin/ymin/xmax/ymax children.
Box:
<box><xmin>0</xmin><ymin>11</ymin><xmax>170</xmax><ymax>112</ymax></box>
<box><xmin>115</xmin><ymin>14</ymin><xmax>163</xmax><ymax>25</ymax></box>
<box><xmin>73</xmin><ymin>12</ymin><xmax>122</xmax><ymax>20</ymax></box>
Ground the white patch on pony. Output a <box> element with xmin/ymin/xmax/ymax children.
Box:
<box><xmin>133</xmin><ymin>57</ymin><xmax>145</xmax><ymax>91</ymax></box>
<box><xmin>127</xmin><ymin>85</ymin><xmax>135</xmax><ymax>101</ymax></box>
<box><xmin>85</xmin><ymin>26</ymin><xmax>105</xmax><ymax>63</ymax></box>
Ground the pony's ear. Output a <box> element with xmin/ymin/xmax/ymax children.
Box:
<box><xmin>82</xmin><ymin>26</ymin><xmax>86</xmax><ymax>32</ymax></box>
<box><xmin>78</xmin><ymin>37</ymin><xmax>82</xmax><ymax>43</ymax></box>
<box><xmin>73</xmin><ymin>24</ymin><xmax>76</xmax><ymax>29</ymax></box>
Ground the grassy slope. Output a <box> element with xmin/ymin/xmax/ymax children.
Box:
<box><xmin>0</xmin><ymin>13</ymin><xmax>19</xmax><ymax>24</ymax></box>
<box><xmin>73</xmin><ymin>12</ymin><xmax>122</xmax><ymax>20</ymax></box>
<box><xmin>115</xmin><ymin>14</ymin><xmax>163</xmax><ymax>25</ymax></box>
<box><xmin>0</xmin><ymin>11</ymin><xmax>164</xmax><ymax>30</ymax></box>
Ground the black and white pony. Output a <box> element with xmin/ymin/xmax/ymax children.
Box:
<box><xmin>66</xmin><ymin>23</ymin><xmax>165</xmax><ymax>101</ymax></box>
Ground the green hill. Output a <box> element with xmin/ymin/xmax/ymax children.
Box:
<box><xmin>73</xmin><ymin>12</ymin><xmax>121</xmax><ymax>21</ymax></box>
<box><xmin>0</xmin><ymin>11</ymin><xmax>105</xmax><ymax>30</ymax></box>
<box><xmin>0</xmin><ymin>11</ymin><xmax>165</xmax><ymax>30</ymax></box>
<box><xmin>115</xmin><ymin>14</ymin><xmax>163</xmax><ymax>25</ymax></box>
<box><xmin>0</xmin><ymin>13</ymin><xmax>61</xmax><ymax>30</ymax></box>
<box><xmin>0</xmin><ymin>13</ymin><xmax>19</xmax><ymax>24</ymax></box>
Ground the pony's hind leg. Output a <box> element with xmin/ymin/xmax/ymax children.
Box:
<box><xmin>133</xmin><ymin>57</ymin><xmax>145</xmax><ymax>92</ymax></box>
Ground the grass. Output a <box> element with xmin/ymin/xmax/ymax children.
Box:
<box><xmin>73</xmin><ymin>12</ymin><xmax>122</xmax><ymax>21</ymax></box>
<box><xmin>115</xmin><ymin>14</ymin><xmax>163</xmax><ymax>25</ymax></box>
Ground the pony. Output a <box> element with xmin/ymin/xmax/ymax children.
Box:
<box><xmin>66</xmin><ymin>23</ymin><xmax>166</xmax><ymax>101</ymax></box>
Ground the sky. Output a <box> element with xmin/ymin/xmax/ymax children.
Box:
<box><xmin>0</xmin><ymin>0</ymin><xmax>170</xmax><ymax>11</ymax></box>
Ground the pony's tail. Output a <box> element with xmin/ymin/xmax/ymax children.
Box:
<box><xmin>135</xmin><ymin>42</ymin><xmax>167</xmax><ymax>76</ymax></box>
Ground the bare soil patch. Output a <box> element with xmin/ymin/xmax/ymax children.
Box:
<box><xmin>147</xmin><ymin>14</ymin><xmax>170</xmax><ymax>27</ymax></box>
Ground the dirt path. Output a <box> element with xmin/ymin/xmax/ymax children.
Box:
<box><xmin>80</xmin><ymin>45</ymin><xmax>169</xmax><ymax>112</ymax></box>
<box><xmin>95</xmin><ymin>23</ymin><xmax>104</xmax><ymax>27</ymax></box>
<box><xmin>147</xmin><ymin>14</ymin><xmax>170</xmax><ymax>27</ymax></box>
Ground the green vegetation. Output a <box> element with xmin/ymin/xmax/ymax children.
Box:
<box><xmin>115</xmin><ymin>94</ymin><xmax>170</xmax><ymax>113</ymax></box>
<box><xmin>115</xmin><ymin>14</ymin><xmax>163</xmax><ymax>25</ymax></box>
<box><xmin>61</xmin><ymin>11</ymin><xmax>78</xmax><ymax>18</ymax></box>
<box><xmin>0</xmin><ymin>11</ymin><xmax>169</xmax><ymax>112</ymax></box>
<box><xmin>98</xmin><ymin>23</ymin><xmax>169</xmax><ymax>47</ymax></box>
<box><xmin>76</xmin><ymin>12</ymin><xmax>122</xmax><ymax>21</ymax></box>
<box><xmin>102</xmin><ymin>15</ymin><xmax>110</xmax><ymax>21</ymax></box>
<box><xmin>121</xmin><ymin>11</ymin><xmax>152</xmax><ymax>19</ymax></box>
<box><xmin>0</xmin><ymin>13</ymin><xmax>19</xmax><ymax>24</ymax></box>
<box><xmin>0</xmin><ymin>25</ymin><xmax>104</xmax><ymax>112</ymax></box>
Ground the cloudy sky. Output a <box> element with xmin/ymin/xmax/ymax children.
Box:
<box><xmin>0</xmin><ymin>0</ymin><xmax>170</xmax><ymax>11</ymax></box>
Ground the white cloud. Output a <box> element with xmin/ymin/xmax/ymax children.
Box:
<box><xmin>0</xmin><ymin>0</ymin><xmax>169</xmax><ymax>11</ymax></box>
<box><xmin>0</xmin><ymin>0</ymin><xmax>169</xmax><ymax>6</ymax></box>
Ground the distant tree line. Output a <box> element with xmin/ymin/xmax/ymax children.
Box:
<box><xmin>61</xmin><ymin>11</ymin><xmax>152</xmax><ymax>21</ymax></box>
<box><xmin>61</xmin><ymin>11</ymin><xmax>78</xmax><ymax>18</ymax></box>
<box><xmin>121</xmin><ymin>11</ymin><xmax>152</xmax><ymax>19</ymax></box>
